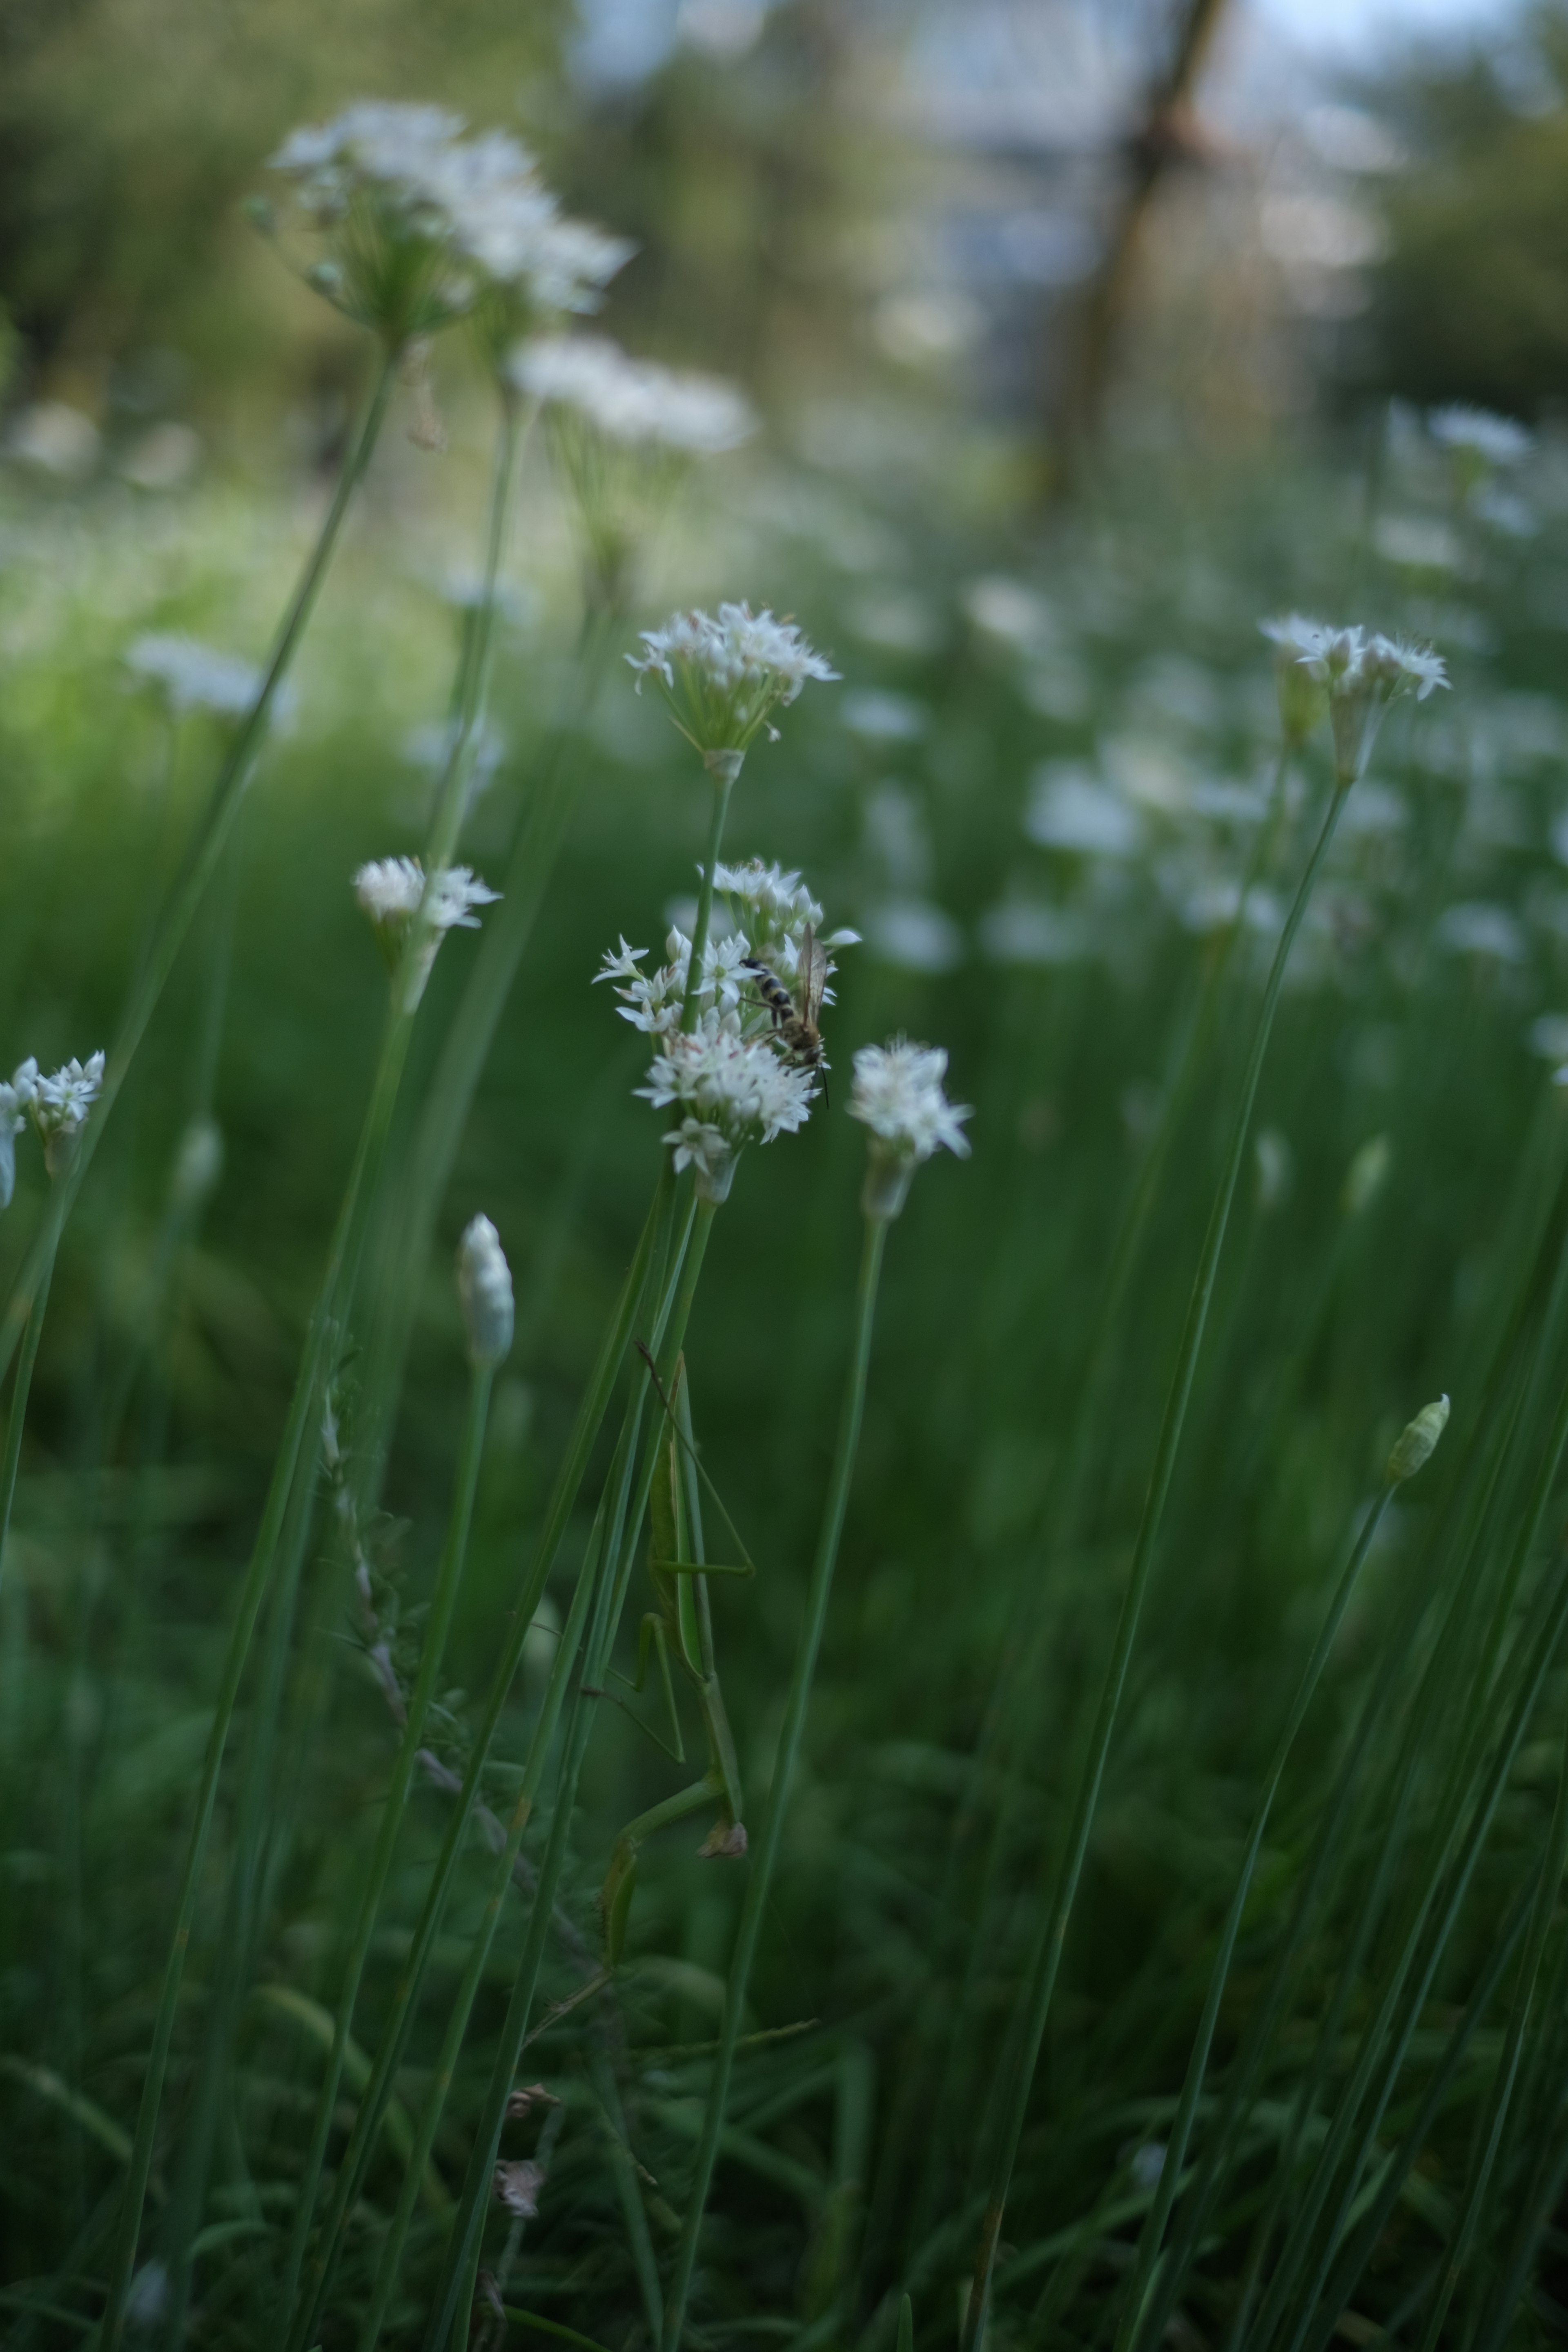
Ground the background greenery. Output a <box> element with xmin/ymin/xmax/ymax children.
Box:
<box><xmin>6</xmin><ymin>2</ymin><xmax>1568</xmax><ymax>2347</ymax></box>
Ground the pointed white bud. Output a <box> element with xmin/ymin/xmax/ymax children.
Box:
<box><xmin>1388</xmin><ymin>1394</ymin><xmax>1450</xmax><ymax>1484</ymax></box>
<box><xmin>457</xmin><ymin>1214</ymin><xmax>514</xmax><ymax>1368</ymax></box>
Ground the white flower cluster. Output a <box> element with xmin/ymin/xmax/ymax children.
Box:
<box><xmin>850</xmin><ymin>1039</ymin><xmax>971</xmax><ymax>1217</ymax></box>
<box><xmin>457</xmin><ymin>1212</ymin><xmax>514</xmax><ymax>1368</ymax></box>
<box><xmin>510</xmin><ymin>336</ymin><xmax>755</xmax><ymax>454</ymax></box>
<box><xmin>267</xmin><ymin>102</ymin><xmax>632</xmax><ymax>338</ymax></box>
<box><xmin>1</xmin><ymin>1051</ymin><xmax>107</xmax><ymax>1198</ymax></box>
<box><xmin>596</xmin><ymin>864</ymin><xmax>854</xmax><ymax>1041</ymax></box>
<box><xmin>628</xmin><ymin>603</ymin><xmax>838</xmax><ymax>768</ymax></box>
<box><xmin>638</xmin><ymin>1016</ymin><xmax>817</xmax><ymax>1198</ymax></box>
<box><xmin>353</xmin><ymin>856</ymin><xmax>499</xmax><ymax>1005</ymax></box>
<box><xmin>598</xmin><ymin>859</ymin><xmax>857</xmax><ymax>1199</ymax></box>
<box><xmin>1428</xmin><ymin>405</ymin><xmax>1532</xmax><ymax>468</ymax></box>
<box><xmin>849</xmin><ymin>1039</ymin><xmax>971</xmax><ymax>1165</ymax></box>
<box><xmin>124</xmin><ymin>633</ymin><xmax>264</xmax><ymax>720</ymax></box>
<box><xmin>1259</xmin><ymin>616</ymin><xmax>1446</xmax><ymax>780</ymax></box>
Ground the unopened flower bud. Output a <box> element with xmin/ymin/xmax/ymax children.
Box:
<box><xmin>170</xmin><ymin>1115</ymin><xmax>224</xmax><ymax>1214</ymax></box>
<box><xmin>1388</xmin><ymin>1394</ymin><xmax>1450</xmax><ymax>1484</ymax></box>
<box><xmin>457</xmin><ymin>1213</ymin><xmax>514</xmax><ymax>1368</ymax></box>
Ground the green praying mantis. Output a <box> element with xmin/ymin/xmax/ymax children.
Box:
<box><xmin>592</xmin><ymin>1347</ymin><xmax>754</xmax><ymax>1967</ymax></box>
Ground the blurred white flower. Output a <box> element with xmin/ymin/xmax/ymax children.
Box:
<box><xmin>840</xmin><ymin>688</ymin><xmax>928</xmax><ymax>742</ymax></box>
<box><xmin>354</xmin><ymin>856</ymin><xmax>499</xmax><ymax>1005</ymax></box>
<box><xmin>1528</xmin><ymin>1012</ymin><xmax>1568</xmax><ymax>1060</ymax></box>
<box><xmin>1435</xmin><ymin>901</ymin><xmax>1526</xmax><ymax>963</ymax></box>
<box><xmin>267</xmin><ymin>104</ymin><xmax>630</xmax><ymax>339</ymax></box>
<box><xmin>457</xmin><ymin>1213</ymin><xmax>514</xmax><ymax>1368</ymax></box>
<box><xmin>4</xmin><ymin>401</ymin><xmax>100</xmax><ymax>480</ymax></box>
<box><xmin>1429</xmin><ymin>405</ymin><xmax>1532</xmax><ymax>467</ymax></box>
<box><xmin>1298</xmin><ymin>628</ymin><xmax>1447</xmax><ymax>786</ymax></box>
<box><xmin>0</xmin><ymin>1057</ymin><xmax>38</xmax><ymax>1209</ymax></box>
<box><xmin>510</xmin><ymin>335</ymin><xmax>753</xmax><ymax>452</ymax></box>
<box><xmin>850</xmin><ymin>1036</ymin><xmax>971</xmax><ymax>1217</ymax></box>
<box><xmin>125</xmin><ymin>632</ymin><xmax>265</xmax><ymax>721</ymax></box>
<box><xmin>979</xmin><ymin>900</ymin><xmax>1090</xmax><ymax>967</ymax></box>
<box><xmin>863</xmin><ymin>900</ymin><xmax>964</xmax><ymax>973</ymax></box>
<box><xmin>1260</xmin><ymin>614</ymin><xmax>1332</xmax><ymax>744</ymax></box>
<box><xmin>1025</xmin><ymin>765</ymin><xmax>1140</xmax><ymax>858</ymax></box>
<box><xmin>628</xmin><ymin>602</ymin><xmax>838</xmax><ymax>768</ymax></box>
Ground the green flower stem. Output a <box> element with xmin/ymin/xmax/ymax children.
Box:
<box><xmin>350</xmin><ymin>605</ymin><xmax>622</xmax><ymax>1506</ymax></box>
<box><xmin>1412</xmin><ymin>1710</ymin><xmax>1568</xmax><ymax>2352</ymax></box>
<box><xmin>423</xmin><ymin>1200</ymin><xmax>720</xmax><ymax>2352</ymax></box>
<box><xmin>890</xmin><ymin>752</ymin><xmax>1293</xmax><ymax>2265</ymax></box>
<box><xmin>1114</xmin><ymin>1479</ymin><xmax>1397</xmax><ymax>2352</ymax></box>
<box><xmin>661</xmin><ymin>1209</ymin><xmax>889</xmax><ymax>2352</ymax></box>
<box><xmin>0</xmin><ymin>342</ymin><xmax>400</xmax><ymax>1402</ymax></box>
<box><xmin>283</xmin><ymin>1174</ymin><xmax>681</xmax><ymax>2349</ymax></box>
<box><xmin>0</xmin><ymin>1218</ymin><xmax>58</xmax><ymax>1605</ymax></box>
<box><xmin>423</xmin><ymin>393</ymin><xmax>527</xmax><ymax>882</ymax></box>
<box><xmin>279</xmin><ymin>1356</ymin><xmax>495</xmax><ymax>2316</ymax></box>
<box><xmin>97</xmin><ymin>985</ymin><xmax>416</xmax><ymax>2351</ymax></box>
<box><xmin>682</xmin><ymin>777</ymin><xmax>736</xmax><ymax>1037</ymax></box>
<box><xmin>345</xmin><ymin>1209</ymin><xmax>695</xmax><ymax>2351</ymax></box>
<box><xmin>960</xmin><ymin>777</ymin><xmax>1348</xmax><ymax>2352</ymax></box>
<box><xmin>1249</xmin><ymin>1538</ymin><xmax>1568</xmax><ymax>2352</ymax></box>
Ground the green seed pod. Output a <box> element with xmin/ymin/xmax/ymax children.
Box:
<box><xmin>1388</xmin><ymin>1393</ymin><xmax>1450</xmax><ymax>1483</ymax></box>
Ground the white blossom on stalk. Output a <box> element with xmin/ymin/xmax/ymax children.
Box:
<box><xmin>713</xmin><ymin>858</ymin><xmax>860</xmax><ymax>977</ymax></box>
<box><xmin>353</xmin><ymin>855</ymin><xmax>499</xmax><ymax>1006</ymax></box>
<box><xmin>638</xmin><ymin>1011</ymin><xmax>817</xmax><ymax>1202</ymax></box>
<box><xmin>849</xmin><ymin>1036</ymin><xmax>971</xmax><ymax>1221</ymax></box>
<box><xmin>265</xmin><ymin>104</ymin><xmax>631</xmax><ymax>343</ymax></box>
<box><xmin>596</xmin><ymin>868</ymin><xmax>855</xmax><ymax>1039</ymax></box>
<box><xmin>29</xmin><ymin>1052</ymin><xmax>105</xmax><ymax>1177</ymax></box>
<box><xmin>510</xmin><ymin>336</ymin><xmax>755</xmax><ymax>453</ymax></box>
<box><xmin>1295</xmin><ymin>626</ymin><xmax>1448</xmax><ymax>786</ymax></box>
<box><xmin>628</xmin><ymin>603</ymin><xmax>838</xmax><ymax>775</ymax></box>
<box><xmin>0</xmin><ymin>1057</ymin><xmax>38</xmax><ymax>1209</ymax></box>
<box><xmin>1429</xmin><ymin>406</ymin><xmax>1532</xmax><ymax>468</ymax></box>
<box><xmin>457</xmin><ymin>1213</ymin><xmax>514</xmax><ymax>1368</ymax></box>
<box><xmin>124</xmin><ymin>633</ymin><xmax>265</xmax><ymax>721</ymax></box>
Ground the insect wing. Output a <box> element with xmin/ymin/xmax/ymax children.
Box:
<box><xmin>798</xmin><ymin>924</ymin><xmax>829</xmax><ymax>1026</ymax></box>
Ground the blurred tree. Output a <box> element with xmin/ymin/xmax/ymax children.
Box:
<box><xmin>1356</xmin><ymin>2</ymin><xmax>1568</xmax><ymax>418</ymax></box>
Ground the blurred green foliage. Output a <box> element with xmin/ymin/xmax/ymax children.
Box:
<box><xmin>1362</xmin><ymin>2</ymin><xmax>1568</xmax><ymax>417</ymax></box>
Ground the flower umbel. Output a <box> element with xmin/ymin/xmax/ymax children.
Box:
<box><xmin>1295</xmin><ymin>626</ymin><xmax>1448</xmax><ymax>786</ymax></box>
<box><xmin>510</xmin><ymin>336</ymin><xmax>754</xmax><ymax>454</ymax></box>
<box><xmin>29</xmin><ymin>1052</ymin><xmax>105</xmax><ymax>1178</ymax></box>
<box><xmin>353</xmin><ymin>856</ymin><xmax>499</xmax><ymax>1007</ymax></box>
<box><xmin>638</xmin><ymin>1013</ymin><xmax>817</xmax><ymax>1203</ymax></box>
<box><xmin>457</xmin><ymin>1214</ymin><xmax>514</xmax><ymax>1369</ymax></box>
<box><xmin>628</xmin><ymin>603</ymin><xmax>838</xmax><ymax>775</ymax></box>
<box><xmin>264</xmin><ymin>104</ymin><xmax>631</xmax><ymax>348</ymax></box>
<box><xmin>849</xmin><ymin>1036</ymin><xmax>971</xmax><ymax>1220</ymax></box>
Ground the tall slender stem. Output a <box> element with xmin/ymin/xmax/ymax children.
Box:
<box><xmin>960</xmin><ymin>778</ymin><xmax>1348</xmax><ymax>2351</ymax></box>
<box><xmin>682</xmin><ymin>780</ymin><xmax>735</xmax><ymax>1037</ymax></box>
<box><xmin>0</xmin><ymin>1225</ymin><xmax>58</xmax><ymax>1604</ymax></box>
<box><xmin>0</xmin><ymin>344</ymin><xmax>400</xmax><ymax>1403</ymax></box>
<box><xmin>285</xmin><ymin>1175</ymin><xmax>679</xmax><ymax>2349</ymax></box>
<box><xmin>423</xmin><ymin>1202</ymin><xmax>720</xmax><ymax>2352</ymax></box>
<box><xmin>1116</xmin><ymin>1481</ymin><xmax>1396</xmax><ymax>2352</ymax></box>
<box><xmin>662</xmin><ymin>1209</ymin><xmax>889</xmax><ymax>2351</ymax></box>
<box><xmin>278</xmin><ymin>1358</ymin><xmax>495</xmax><ymax>2314</ymax></box>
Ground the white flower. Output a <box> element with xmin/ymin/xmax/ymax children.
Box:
<box><xmin>635</xmin><ymin>1009</ymin><xmax>817</xmax><ymax>1199</ymax></box>
<box><xmin>124</xmin><ymin>633</ymin><xmax>265</xmax><ymax>720</ymax></box>
<box><xmin>354</xmin><ymin>856</ymin><xmax>499</xmax><ymax>1006</ymax></box>
<box><xmin>662</xmin><ymin>1117</ymin><xmax>733</xmax><ymax>1182</ymax></box>
<box><xmin>849</xmin><ymin>1038</ymin><xmax>971</xmax><ymax>1165</ymax></box>
<box><xmin>509</xmin><ymin>336</ymin><xmax>754</xmax><ymax>453</ymax></box>
<box><xmin>1295</xmin><ymin>626</ymin><xmax>1448</xmax><ymax>784</ymax></box>
<box><xmin>267</xmin><ymin>105</ymin><xmax>631</xmax><ymax>339</ymax></box>
<box><xmin>1429</xmin><ymin>405</ymin><xmax>1532</xmax><ymax>467</ymax></box>
<box><xmin>628</xmin><ymin>602</ymin><xmax>838</xmax><ymax>764</ymax></box>
<box><xmin>457</xmin><ymin>1213</ymin><xmax>514</xmax><ymax>1368</ymax></box>
<box><xmin>0</xmin><ymin>1057</ymin><xmax>38</xmax><ymax>1209</ymax></box>
<box><xmin>28</xmin><ymin>1051</ymin><xmax>105</xmax><ymax>1176</ymax></box>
